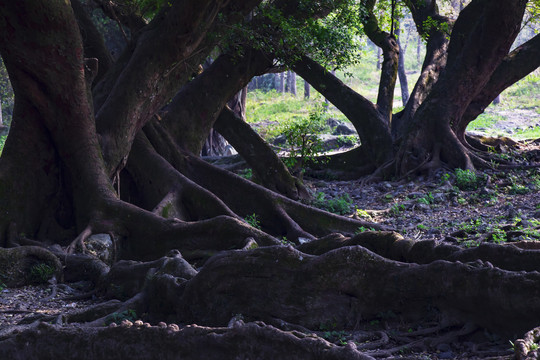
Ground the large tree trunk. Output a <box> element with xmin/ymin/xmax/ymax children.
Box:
<box><xmin>455</xmin><ymin>32</ymin><xmax>540</xmax><ymax>143</ymax></box>
<box><xmin>395</xmin><ymin>0</ymin><xmax>528</xmax><ymax>174</ymax></box>
<box><xmin>0</xmin><ymin>0</ymin><xmax>116</xmax><ymax>242</ymax></box>
<box><xmin>162</xmin><ymin>49</ymin><xmax>272</xmax><ymax>155</ymax></box>
<box><xmin>392</xmin><ymin>0</ymin><xmax>451</xmax><ymax>138</ymax></box>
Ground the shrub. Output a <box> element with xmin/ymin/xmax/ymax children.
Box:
<box><xmin>312</xmin><ymin>192</ymin><xmax>353</xmax><ymax>215</ymax></box>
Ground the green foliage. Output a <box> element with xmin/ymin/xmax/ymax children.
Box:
<box><xmin>238</xmin><ymin>168</ymin><xmax>253</xmax><ymax>180</ymax></box>
<box><xmin>312</xmin><ymin>192</ymin><xmax>353</xmax><ymax>215</ymax></box>
<box><xmin>355</xmin><ymin>226</ymin><xmax>376</xmax><ymax>234</ymax></box>
<box><xmin>245</xmin><ymin>213</ymin><xmax>261</xmax><ymax>230</ymax></box>
<box><xmin>0</xmin><ymin>135</ymin><xmax>6</xmax><ymax>157</ymax></box>
<box><xmin>105</xmin><ymin>309</ymin><xmax>138</xmax><ymax>325</ymax></box>
<box><xmin>161</xmin><ymin>203</ymin><xmax>172</xmax><ymax>218</ymax></box>
<box><xmin>281</xmin><ymin>105</ymin><xmax>330</xmax><ymax>176</ymax></box>
<box><xmin>417</xmin><ymin>192</ymin><xmax>434</xmax><ymax>205</ymax></box>
<box><xmin>0</xmin><ymin>58</ymin><xmax>14</xmax><ymax>126</ymax></box>
<box><xmin>280</xmin><ymin>236</ymin><xmax>295</xmax><ymax>246</ymax></box>
<box><xmin>390</xmin><ymin>203</ymin><xmax>405</xmax><ymax>215</ymax></box>
<box><xmin>29</xmin><ymin>263</ymin><xmax>56</xmax><ymax>283</ymax></box>
<box><xmin>0</xmin><ymin>282</ymin><xmax>6</xmax><ymax>291</ymax></box>
<box><xmin>421</xmin><ymin>16</ymin><xmax>450</xmax><ymax>40</ymax></box>
<box><xmin>321</xmin><ymin>330</ymin><xmax>349</xmax><ymax>345</ymax></box>
<box><xmin>491</xmin><ymin>229</ymin><xmax>507</xmax><ymax>244</ymax></box>
<box><xmin>355</xmin><ymin>208</ymin><xmax>372</xmax><ymax>220</ymax></box>
<box><xmin>455</xmin><ymin>169</ymin><xmax>483</xmax><ymax>190</ymax></box>
<box><xmin>234</xmin><ymin>0</ymin><xmax>365</xmax><ymax>70</ymax></box>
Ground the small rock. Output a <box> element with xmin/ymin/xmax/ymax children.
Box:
<box><xmin>120</xmin><ymin>320</ymin><xmax>133</xmax><ymax>328</ymax></box>
<box><xmin>326</xmin><ymin>118</ymin><xmax>340</xmax><ymax>128</ymax></box>
<box><xmin>158</xmin><ymin>322</ymin><xmax>167</xmax><ymax>328</ymax></box>
<box><xmin>333</xmin><ymin>123</ymin><xmax>355</xmax><ymax>135</ymax></box>
<box><xmin>167</xmin><ymin>323</ymin><xmax>179</xmax><ymax>331</ymax></box>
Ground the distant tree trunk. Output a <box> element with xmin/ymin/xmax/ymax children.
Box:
<box><xmin>362</xmin><ymin>0</ymin><xmax>399</xmax><ymax>123</ymax></box>
<box><xmin>395</xmin><ymin>21</ymin><xmax>410</xmax><ymax>106</ymax></box>
<box><xmin>376</xmin><ymin>47</ymin><xmax>382</xmax><ymax>70</ymax></box>
<box><xmin>289</xmin><ymin>71</ymin><xmax>297</xmax><ymax>96</ymax></box>
<box><xmin>279</xmin><ymin>72</ymin><xmax>285</xmax><ymax>93</ymax></box>
<box><xmin>492</xmin><ymin>94</ymin><xmax>501</xmax><ymax>105</ymax></box>
<box><xmin>416</xmin><ymin>36</ymin><xmax>422</xmax><ymax>65</ymax></box>
<box><xmin>228</xmin><ymin>87</ymin><xmax>248</xmax><ymax>121</ymax></box>
<box><xmin>304</xmin><ymin>79</ymin><xmax>310</xmax><ymax>99</ymax></box>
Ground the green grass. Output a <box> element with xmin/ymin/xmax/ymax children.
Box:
<box><xmin>467</xmin><ymin>113</ymin><xmax>504</xmax><ymax>132</ymax></box>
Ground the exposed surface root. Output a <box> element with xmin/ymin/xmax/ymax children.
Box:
<box><xmin>0</xmin><ymin>321</ymin><xmax>375</xmax><ymax>360</ymax></box>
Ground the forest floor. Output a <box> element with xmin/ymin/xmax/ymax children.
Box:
<box><xmin>1</xmin><ymin>118</ymin><xmax>540</xmax><ymax>358</ymax></box>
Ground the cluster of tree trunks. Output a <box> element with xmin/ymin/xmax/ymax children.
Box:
<box><xmin>0</xmin><ymin>0</ymin><xmax>539</xmax><ymax>357</ymax></box>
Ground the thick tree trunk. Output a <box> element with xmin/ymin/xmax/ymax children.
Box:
<box><xmin>396</xmin><ymin>0</ymin><xmax>527</xmax><ymax>174</ymax></box>
<box><xmin>392</xmin><ymin>1</ymin><xmax>451</xmax><ymax>138</ymax></box>
<box><xmin>0</xmin><ymin>0</ymin><xmax>117</xmax><ymax>240</ymax></box>
<box><xmin>94</xmin><ymin>0</ymin><xmax>262</xmax><ymax>176</ymax></box>
<box><xmin>455</xmin><ymin>33</ymin><xmax>540</xmax><ymax>143</ymax></box>
<box><xmin>71</xmin><ymin>0</ymin><xmax>113</xmax><ymax>85</ymax></box>
<box><xmin>289</xmin><ymin>71</ymin><xmax>297</xmax><ymax>96</ymax></box>
<box><xmin>395</xmin><ymin>22</ymin><xmax>410</xmax><ymax>106</ymax></box>
<box><xmin>162</xmin><ymin>50</ymin><xmax>271</xmax><ymax>155</ymax></box>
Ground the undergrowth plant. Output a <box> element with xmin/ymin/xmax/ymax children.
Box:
<box><xmin>455</xmin><ymin>169</ymin><xmax>483</xmax><ymax>190</ymax></box>
<box><xmin>0</xmin><ymin>135</ymin><xmax>6</xmax><ymax>156</ymax></box>
<box><xmin>245</xmin><ymin>213</ymin><xmax>262</xmax><ymax>229</ymax></box>
<box><xmin>105</xmin><ymin>309</ymin><xmax>137</xmax><ymax>326</ymax></box>
<box><xmin>312</xmin><ymin>192</ymin><xmax>352</xmax><ymax>215</ymax></box>
<box><xmin>281</xmin><ymin>105</ymin><xmax>329</xmax><ymax>177</ymax></box>
<box><xmin>29</xmin><ymin>263</ymin><xmax>56</xmax><ymax>283</ymax></box>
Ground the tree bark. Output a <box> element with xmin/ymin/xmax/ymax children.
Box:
<box><xmin>395</xmin><ymin>21</ymin><xmax>410</xmax><ymax>106</ymax></box>
<box><xmin>392</xmin><ymin>0</ymin><xmax>451</xmax><ymax>138</ymax></box>
<box><xmin>162</xmin><ymin>49</ymin><xmax>272</xmax><ymax>155</ymax></box>
<box><xmin>362</xmin><ymin>0</ymin><xmax>399</xmax><ymax>123</ymax></box>
<box><xmin>304</xmin><ymin>79</ymin><xmax>310</xmax><ymax>99</ymax></box>
<box><xmin>455</xmin><ymin>32</ymin><xmax>540</xmax><ymax>142</ymax></box>
<box><xmin>289</xmin><ymin>71</ymin><xmax>297</xmax><ymax>96</ymax></box>
<box><xmin>396</xmin><ymin>0</ymin><xmax>527</xmax><ymax>174</ymax></box>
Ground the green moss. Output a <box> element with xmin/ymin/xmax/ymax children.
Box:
<box><xmin>161</xmin><ymin>202</ymin><xmax>173</xmax><ymax>218</ymax></box>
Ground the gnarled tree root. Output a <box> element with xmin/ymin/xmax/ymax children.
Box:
<box><xmin>0</xmin><ymin>246</ymin><xmax>62</xmax><ymax>287</ymax></box>
<box><xmin>172</xmin><ymin>246</ymin><xmax>540</xmax><ymax>335</ymax></box>
<box><xmin>0</xmin><ymin>321</ymin><xmax>374</xmax><ymax>360</ymax></box>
